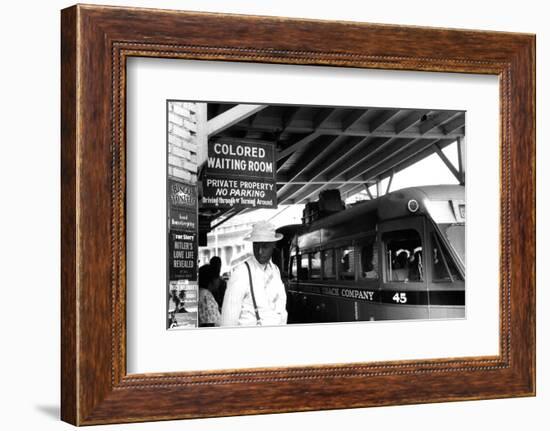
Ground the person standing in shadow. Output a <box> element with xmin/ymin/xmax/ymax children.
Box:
<box><xmin>209</xmin><ymin>256</ymin><xmax>227</xmax><ymax>308</ymax></box>
<box><xmin>198</xmin><ymin>264</ymin><xmax>221</xmax><ymax>327</ymax></box>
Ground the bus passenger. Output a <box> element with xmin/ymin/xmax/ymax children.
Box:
<box><xmin>408</xmin><ymin>246</ymin><xmax>423</xmax><ymax>281</ymax></box>
<box><xmin>392</xmin><ymin>250</ymin><xmax>410</xmax><ymax>281</ymax></box>
<box><xmin>339</xmin><ymin>248</ymin><xmax>355</xmax><ymax>279</ymax></box>
<box><xmin>361</xmin><ymin>242</ymin><xmax>378</xmax><ymax>279</ymax></box>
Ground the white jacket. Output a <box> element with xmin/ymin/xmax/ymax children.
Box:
<box><xmin>220</xmin><ymin>256</ymin><xmax>287</xmax><ymax>327</ymax></box>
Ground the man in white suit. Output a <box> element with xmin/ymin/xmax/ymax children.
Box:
<box><xmin>221</xmin><ymin>221</ymin><xmax>287</xmax><ymax>327</ymax></box>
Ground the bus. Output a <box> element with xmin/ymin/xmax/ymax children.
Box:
<box><xmin>276</xmin><ymin>185</ymin><xmax>465</xmax><ymax>323</ymax></box>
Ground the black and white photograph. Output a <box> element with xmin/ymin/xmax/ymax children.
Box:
<box><xmin>2</xmin><ymin>0</ymin><xmax>543</xmax><ymax>430</ymax></box>
<box><xmin>167</xmin><ymin>101</ymin><xmax>466</xmax><ymax>329</ymax></box>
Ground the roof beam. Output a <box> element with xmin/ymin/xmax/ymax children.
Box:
<box><xmin>207</xmin><ymin>104</ymin><xmax>267</xmax><ymax>137</ymax></box>
<box><xmin>285</xmin><ymin>134</ymin><xmax>346</xmax><ymax>178</ymax></box>
<box><xmin>276</xmin><ymin>135</ymin><xmax>345</xmax><ymax>196</ymax></box>
<box><xmin>276</xmin><ymin>132</ymin><xmax>320</xmax><ymax>161</ymax></box>
<box><xmin>340</xmin><ymin>139</ymin><xmax>439</xmax><ymax>197</ymax></box>
<box><xmin>275</xmin><ymin>108</ymin><xmax>339</xmax><ymax>162</ymax></box>
<box><xmin>281</xmin><ymin>107</ymin><xmax>302</xmax><ymax>133</ymax></box>
<box><xmin>342</xmin><ymin>109</ymin><xmax>370</xmax><ymax>132</ymax></box>
<box><xmin>375</xmin><ymin>139</ymin><xmax>456</xmax><ymax>184</ymax></box>
<box><xmin>386</xmin><ymin>170</ymin><xmax>395</xmax><ymax>194</ymax></box>
<box><xmin>281</xmin><ymin>137</ymin><xmax>392</xmax><ymax>204</ymax></box>
<box><xmin>395</xmin><ymin>110</ymin><xmax>430</xmax><ymax>134</ymax></box>
<box><xmin>341</xmin><ymin>139</ymin><xmax>454</xmax><ymax>197</ymax></box>
<box><xmin>361</xmin><ymin>138</ymin><xmax>447</xmax><ymax>183</ymax></box>
<box><xmin>323</xmin><ymin>137</ymin><xmax>395</xmax><ymax>181</ymax></box>
<box><xmin>442</xmin><ymin>114</ymin><xmax>466</xmax><ymax>135</ymax></box>
<box><xmin>222</xmin><ymin>124</ymin><xmax>464</xmax><ymax>140</ymax></box>
<box><xmin>279</xmin><ymin>112</ymin><xmax>462</xmax><ymax>205</ymax></box>
<box><xmin>368</xmin><ymin>109</ymin><xmax>400</xmax><ymax>132</ymax></box>
<box><xmin>279</xmin><ymin>109</ymin><xmax>464</xmax><ymax>204</ymax></box>
<box><xmin>342</xmin><ymin>137</ymin><xmax>419</xmax><ymax>181</ymax></box>
<box><xmin>243</xmin><ymin>112</ymin><xmax>265</xmax><ymax>139</ymax></box>
<box><xmin>419</xmin><ymin>111</ymin><xmax>462</xmax><ymax>135</ymax></box>
<box><xmin>279</xmin><ymin>182</ymin><xmax>323</xmax><ymax>206</ymax></box>
<box><xmin>434</xmin><ymin>143</ymin><xmax>461</xmax><ymax>182</ymax></box>
<box><xmin>314</xmin><ymin>107</ymin><xmax>338</xmax><ymax>129</ymax></box>
<box><xmin>365</xmin><ymin>186</ymin><xmax>375</xmax><ymax>200</ymax></box>
<box><xmin>277</xmin><ymin>180</ymin><xmax>366</xmax><ymax>184</ymax></box>
<box><xmin>277</xmin><ymin>136</ymin><xmax>369</xmax><ymax>204</ymax></box>
<box><xmin>276</xmin><ymin>184</ymin><xmax>304</xmax><ymax>204</ymax></box>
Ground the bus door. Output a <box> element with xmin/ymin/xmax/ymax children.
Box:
<box><xmin>286</xmin><ymin>248</ymin><xmax>308</xmax><ymax>323</ymax></box>
<box><xmin>425</xmin><ymin>223</ymin><xmax>465</xmax><ymax>319</ymax></box>
<box><xmin>379</xmin><ymin>216</ymin><xmax>428</xmax><ymax>320</ymax></box>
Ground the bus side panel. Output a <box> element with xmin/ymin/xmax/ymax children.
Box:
<box><xmin>337</xmin><ymin>300</ymin><xmax>356</xmax><ymax>321</ymax></box>
<box><xmin>429</xmin><ymin>306</ymin><xmax>465</xmax><ymax>319</ymax></box>
<box><xmin>286</xmin><ymin>290</ymin><xmax>312</xmax><ymax>324</ymax></box>
<box><xmin>376</xmin><ymin>304</ymin><xmax>430</xmax><ymax>320</ymax></box>
<box><xmin>288</xmin><ymin>290</ymin><xmax>381</xmax><ymax>324</ymax></box>
<box><xmin>307</xmin><ymin>293</ymin><xmax>339</xmax><ymax>323</ymax></box>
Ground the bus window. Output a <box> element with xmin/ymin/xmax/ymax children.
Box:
<box><xmin>360</xmin><ymin>238</ymin><xmax>379</xmax><ymax>279</ymax></box>
<box><xmin>440</xmin><ymin>224</ymin><xmax>465</xmax><ymax>267</ymax></box>
<box><xmin>289</xmin><ymin>255</ymin><xmax>297</xmax><ymax>280</ymax></box>
<box><xmin>383</xmin><ymin>229</ymin><xmax>423</xmax><ymax>282</ymax></box>
<box><xmin>431</xmin><ymin>233</ymin><xmax>462</xmax><ymax>282</ymax></box>
<box><xmin>310</xmin><ymin>252</ymin><xmax>321</xmax><ymax>279</ymax></box>
<box><xmin>338</xmin><ymin>246</ymin><xmax>355</xmax><ymax>280</ymax></box>
<box><xmin>299</xmin><ymin>254</ymin><xmax>309</xmax><ymax>280</ymax></box>
<box><xmin>322</xmin><ymin>249</ymin><xmax>336</xmax><ymax>279</ymax></box>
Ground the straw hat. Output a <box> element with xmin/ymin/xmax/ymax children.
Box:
<box><xmin>243</xmin><ymin>221</ymin><xmax>283</xmax><ymax>242</ymax></box>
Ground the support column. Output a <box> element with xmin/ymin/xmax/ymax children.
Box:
<box><xmin>195</xmin><ymin>102</ymin><xmax>208</xmax><ymax>172</ymax></box>
<box><xmin>457</xmin><ymin>136</ymin><xmax>466</xmax><ymax>185</ymax></box>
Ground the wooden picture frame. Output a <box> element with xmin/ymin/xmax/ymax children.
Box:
<box><xmin>61</xmin><ymin>4</ymin><xmax>535</xmax><ymax>425</ymax></box>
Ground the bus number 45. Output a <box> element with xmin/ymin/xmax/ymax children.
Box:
<box><xmin>392</xmin><ymin>292</ymin><xmax>407</xmax><ymax>304</ymax></box>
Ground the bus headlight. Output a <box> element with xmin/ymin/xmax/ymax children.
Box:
<box><xmin>407</xmin><ymin>199</ymin><xmax>419</xmax><ymax>213</ymax></box>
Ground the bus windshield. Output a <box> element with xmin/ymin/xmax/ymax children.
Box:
<box><xmin>438</xmin><ymin>223</ymin><xmax>465</xmax><ymax>267</ymax></box>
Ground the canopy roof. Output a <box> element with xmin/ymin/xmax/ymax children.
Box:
<box><xmin>204</xmin><ymin>102</ymin><xmax>465</xmax><ymax>226</ymax></box>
